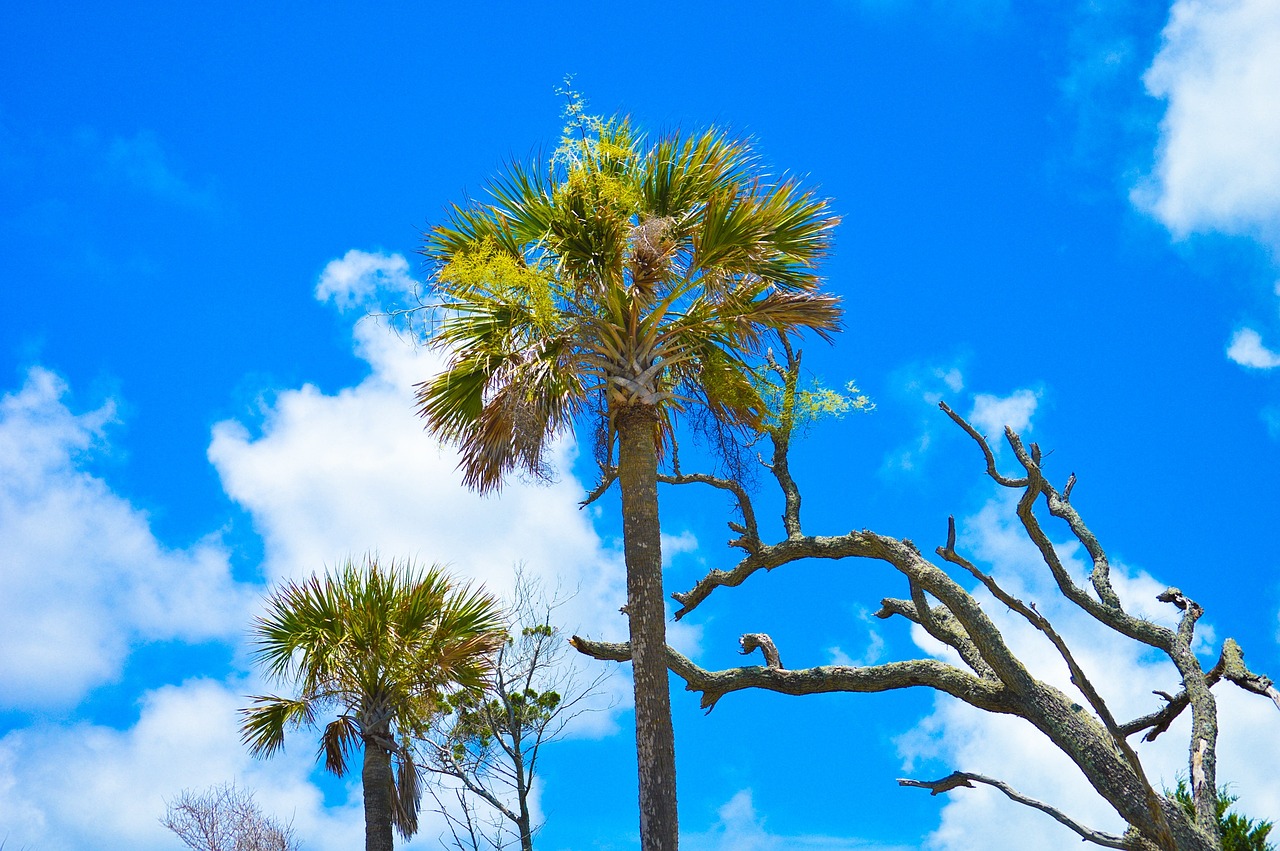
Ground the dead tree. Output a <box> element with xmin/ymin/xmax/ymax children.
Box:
<box><xmin>572</xmin><ymin>347</ymin><xmax>1280</xmax><ymax>851</ymax></box>
<box><xmin>162</xmin><ymin>783</ymin><xmax>299</xmax><ymax>851</ymax></box>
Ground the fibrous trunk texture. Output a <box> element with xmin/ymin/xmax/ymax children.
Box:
<box><xmin>616</xmin><ymin>404</ymin><xmax>679</xmax><ymax>851</ymax></box>
<box><xmin>363</xmin><ymin>738</ymin><xmax>395</xmax><ymax>851</ymax></box>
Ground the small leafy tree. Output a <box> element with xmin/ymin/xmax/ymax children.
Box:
<box><xmin>162</xmin><ymin>783</ymin><xmax>300</xmax><ymax>851</ymax></box>
<box><xmin>239</xmin><ymin>555</ymin><xmax>505</xmax><ymax>851</ymax></box>
<box><xmin>421</xmin><ymin>574</ymin><xmax>612</xmax><ymax>851</ymax></box>
<box><xmin>1172</xmin><ymin>783</ymin><xmax>1275</xmax><ymax>851</ymax></box>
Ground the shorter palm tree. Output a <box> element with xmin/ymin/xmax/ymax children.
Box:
<box><xmin>240</xmin><ymin>555</ymin><xmax>505</xmax><ymax>851</ymax></box>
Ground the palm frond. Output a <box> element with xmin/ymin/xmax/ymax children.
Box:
<box><xmin>391</xmin><ymin>747</ymin><xmax>423</xmax><ymax>839</ymax></box>
<box><xmin>319</xmin><ymin>715</ymin><xmax>360</xmax><ymax>776</ymax></box>
<box><xmin>239</xmin><ymin>695</ymin><xmax>316</xmax><ymax>758</ymax></box>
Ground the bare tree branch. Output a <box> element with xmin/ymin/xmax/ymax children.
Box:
<box><xmin>937</xmin><ymin>401</ymin><xmax>1028</xmax><ymax>489</ymax></box>
<box><xmin>1219</xmin><ymin>638</ymin><xmax>1280</xmax><ymax>711</ymax></box>
<box><xmin>423</xmin><ymin>572</ymin><xmax>612</xmax><ymax>851</ymax></box>
<box><xmin>875</xmin><ymin>595</ymin><xmax>997</xmax><ymax>680</ymax></box>
<box><xmin>569</xmin><ymin>636</ymin><xmax>1013</xmax><ymax>714</ymax></box>
<box><xmin>937</xmin><ymin>514</ymin><xmax>1162</xmax><ymax>812</ymax></box>
<box><xmin>740</xmin><ymin>633</ymin><xmax>783</xmax><ymax>669</ymax></box>
<box><xmin>162</xmin><ymin>783</ymin><xmax>299</xmax><ymax>851</ymax></box>
<box><xmin>762</xmin><ymin>342</ymin><xmax>805</xmax><ymax>540</ymax></box>
<box><xmin>898</xmin><ymin>772</ymin><xmax>1128</xmax><ymax>849</ymax></box>
<box><xmin>579</xmin><ymin>469</ymin><xmax>617</xmax><ymax>508</ymax></box>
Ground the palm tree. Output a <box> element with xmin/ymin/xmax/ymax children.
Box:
<box><xmin>240</xmin><ymin>555</ymin><xmax>506</xmax><ymax>851</ymax></box>
<box><xmin>416</xmin><ymin>103</ymin><xmax>842</xmax><ymax>850</ymax></box>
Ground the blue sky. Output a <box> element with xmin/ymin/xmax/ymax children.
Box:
<box><xmin>3</xmin><ymin>1</ymin><xmax>1280</xmax><ymax>849</ymax></box>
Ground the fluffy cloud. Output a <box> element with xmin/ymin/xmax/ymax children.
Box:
<box><xmin>0</xmin><ymin>369</ymin><xmax>253</xmax><ymax>708</ymax></box>
<box><xmin>969</xmin><ymin>388</ymin><xmax>1039</xmax><ymax>441</ymax></box>
<box><xmin>314</xmin><ymin>248</ymin><xmax>417</xmax><ymax>312</ymax></box>
<box><xmin>1136</xmin><ymin>0</ymin><xmax>1280</xmax><ymax>248</ymax></box>
<box><xmin>898</xmin><ymin>492</ymin><xmax>1280</xmax><ymax>849</ymax></box>
<box><xmin>0</xmin><ymin>677</ymin><xmax>419</xmax><ymax>851</ymax></box>
<box><xmin>1226</xmin><ymin>327</ymin><xmax>1280</xmax><ymax>368</ymax></box>
<box><xmin>0</xmin><ymin>251</ymin><xmax>635</xmax><ymax>849</ymax></box>
<box><xmin>208</xmin><ymin>251</ymin><xmax>628</xmax><ymax>644</ymax></box>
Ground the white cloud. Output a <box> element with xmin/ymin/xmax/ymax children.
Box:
<box><xmin>0</xmin><ymin>369</ymin><xmax>254</xmax><ymax>708</ymax></box>
<box><xmin>968</xmin><ymin>389</ymin><xmax>1039</xmax><ymax>441</ymax></box>
<box><xmin>881</xmin><ymin>432</ymin><xmax>932</xmax><ymax>474</ymax></box>
<box><xmin>314</xmin><ymin>248</ymin><xmax>417</xmax><ymax>312</ymax></box>
<box><xmin>886</xmin><ymin>384</ymin><xmax>1037</xmax><ymax>475</ymax></box>
<box><xmin>828</xmin><ymin>608</ymin><xmax>887</xmax><ymax>668</ymax></box>
<box><xmin>662</xmin><ymin>529</ymin><xmax>700</xmax><ymax>567</ymax></box>
<box><xmin>209</xmin><ymin>250</ymin><xmax>639</xmax><ymax>740</ymax></box>
<box><xmin>1227</xmin><ymin>327</ymin><xmax>1280</xmax><ymax>368</ymax></box>
<box><xmin>939</xmin><ymin>368</ymin><xmax>964</xmax><ymax>394</ymax></box>
<box><xmin>897</xmin><ymin>492</ymin><xmax>1280</xmax><ymax>849</ymax></box>
<box><xmin>211</xmin><ymin>253</ymin><xmax>627</xmax><ymax>636</ymax></box>
<box><xmin>682</xmin><ymin>788</ymin><xmax>913</xmax><ymax>851</ymax></box>
<box><xmin>903</xmin><ymin>364</ymin><xmax>966</xmax><ymax>407</ymax></box>
<box><xmin>0</xmin><ymin>677</ymin><xmax>474</xmax><ymax>851</ymax></box>
<box><xmin>202</xmin><ymin>248</ymin><xmax>675</xmax><ymax>842</ymax></box>
<box><xmin>1136</xmin><ymin>0</ymin><xmax>1280</xmax><ymax>248</ymax></box>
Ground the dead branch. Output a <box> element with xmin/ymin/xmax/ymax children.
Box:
<box><xmin>570</xmin><ymin>636</ymin><xmax>1013</xmax><ymax>715</ymax></box>
<box><xmin>579</xmin><ymin>469</ymin><xmax>617</xmax><ymax>508</ymax></box>
<box><xmin>898</xmin><ymin>772</ymin><xmax>1128</xmax><ymax>849</ymax></box>
<box><xmin>739</xmin><ymin>633</ymin><xmax>783</xmax><ymax>669</ymax></box>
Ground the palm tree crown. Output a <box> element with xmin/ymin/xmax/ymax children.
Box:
<box><xmin>418</xmin><ymin>105</ymin><xmax>843</xmax><ymax>492</ymax></box>
<box><xmin>240</xmin><ymin>555</ymin><xmax>505</xmax><ymax>851</ymax></box>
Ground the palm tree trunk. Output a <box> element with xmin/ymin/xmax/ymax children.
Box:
<box><xmin>362</xmin><ymin>738</ymin><xmax>396</xmax><ymax>851</ymax></box>
<box><xmin>615</xmin><ymin>404</ymin><xmax>679</xmax><ymax>851</ymax></box>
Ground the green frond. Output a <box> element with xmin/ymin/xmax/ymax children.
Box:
<box><xmin>417</xmin><ymin>331</ymin><xmax>588</xmax><ymax>493</ymax></box>
<box><xmin>239</xmin><ymin>695</ymin><xmax>316</xmax><ymax>759</ymax></box>
<box><xmin>686</xmin><ymin>345</ymin><xmax>764</xmax><ymax>430</ymax></box>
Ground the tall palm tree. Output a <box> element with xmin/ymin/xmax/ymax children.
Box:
<box><xmin>240</xmin><ymin>555</ymin><xmax>506</xmax><ymax>851</ymax></box>
<box><xmin>417</xmin><ymin>106</ymin><xmax>842</xmax><ymax>851</ymax></box>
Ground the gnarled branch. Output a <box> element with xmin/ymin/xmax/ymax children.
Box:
<box><xmin>569</xmin><ymin>636</ymin><xmax>1014</xmax><ymax>715</ymax></box>
<box><xmin>899</xmin><ymin>772</ymin><xmax>1128</xmax><ymax>849</ymax></box>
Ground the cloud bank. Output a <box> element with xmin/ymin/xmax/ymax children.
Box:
<box><xmin>1136</xmin><ymin>0</ymin><xmax>1280</xmax><ymax>249</ymax></box>
<box><xmin>208</xmin><ymin>250</ymin><xmax>628</xmax><ymax>642</ymax></box>
<box><xmin>0</xmin><ymin>369</ymin><xmax>252</xmax><ymax>708</ymax></box>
